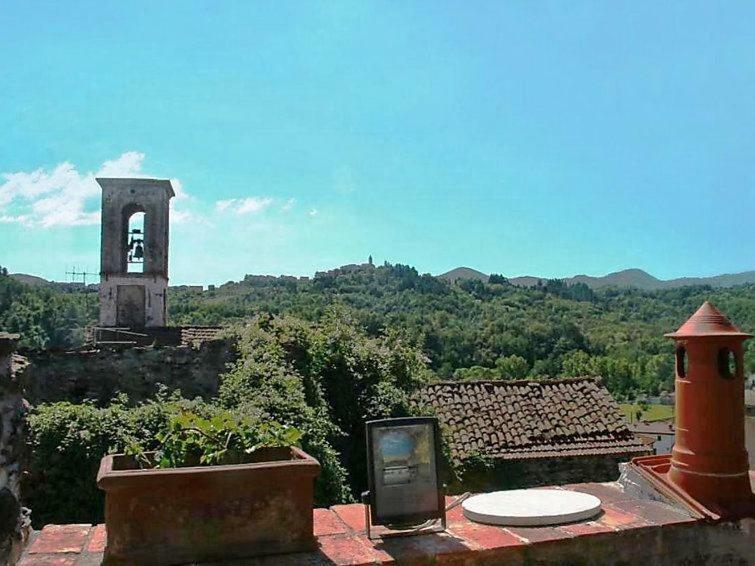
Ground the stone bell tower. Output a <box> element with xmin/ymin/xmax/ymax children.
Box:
<box><xmin>96</xmin><ymin>178</ymin><xmax>174</xmax><ymax>329</ymax></box>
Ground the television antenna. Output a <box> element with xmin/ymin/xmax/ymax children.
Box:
<box><xmin>65</xmin><ymin>267</ymin><xmax>98</xmax><ymax>287</ymax></box>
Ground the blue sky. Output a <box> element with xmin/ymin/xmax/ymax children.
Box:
<box><xmin>1</xmin><ymin>2</ymin><xmax>754</xmax><ymax>285</ymax></box>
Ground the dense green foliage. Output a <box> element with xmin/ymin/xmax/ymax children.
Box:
<box><xmin>0</xmin><ymin>267</ymin><xmax>97</xmax><ymax>349</ymax></box>
<box><xmin>217</xmin><ymin>312</ymin><xmax>431</xmax><ymax>500</ymax></box>
<box><xmin>169</xmin><ymin>265</ymin><xmax>755</xmax><ymax>398</ymax></box>
<box><xmin>25</xmin><ymin>312</ymin><xmax>430</xmax><ymax>525</ymax></box>
<box><xmin>26</xmin><ymin>391</ymin><xmax>205</xmax><ymax>526</ymax></box>
<box><xmin>3</xmin><ymin>264</ymin><xmax>754</xmax><ymax>397</ymax></box>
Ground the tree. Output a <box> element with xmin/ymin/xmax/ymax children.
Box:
<box><xmin>489</xmin><ymin>274</ymin><xmax>508</xmax><ymax>285</ymax></box>
<box><xmin>454</xmin><ymin>366</ymin><xmax>498</xmax><ymax>381</ymax></box>
<box><xmin>495</xmin><ymin>355</ymin><xmax>529</xmax><ymax>380</ymax></box>
<box><xmin>560</xmin><ymin>350</ymin><xmax>595</xmax><ymax>377</ymax></box>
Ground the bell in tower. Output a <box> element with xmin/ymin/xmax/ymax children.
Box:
<box><xmin>128</xmin><ymin>227</ymin><xmax>145</xmax><ymax>264</ymax></box>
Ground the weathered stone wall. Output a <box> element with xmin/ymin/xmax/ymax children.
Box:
<box><xmin>509</xmin><ymin>454</ymin><xmax>637</xmax><ymax>487</ymax></box>
<box><xmin>452</xmin><ymin>453</ymin><xmax>639</xmax><ymax>493</ymax></box>
<box><xmin>99</xmin><ymin>275</ymin><xmax>169</xmax><ymax>329</ymax></box>
<box><xmin>21</xmin><ymin>340</ymin><xmax>235</xmax><ymax>406</ymax></box>
<box><xmin>0</xmin><ymin>334</ymin><xmax>31</xmax><ymax>564</ymax></box>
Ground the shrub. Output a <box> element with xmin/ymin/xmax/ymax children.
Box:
<box><xmin>26</xmin><ymin>397</ymin><xmax>136</xmax><ymax>527</ymax></box>
<box><xmin>25</xmin><ymin>393</ymin><xmax>296</xmax><ymax>527</ymax></box>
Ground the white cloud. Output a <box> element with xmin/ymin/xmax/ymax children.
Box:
<box><xmin>0</xmin><ymin>161</ymin><xmax>104</xmax><ymax>227</ymax></box>
<box><xmin>215</xmin><ymin>199</ymin><xmax>234</xmax><ymax>212</ymax></box>
<box><xmin>171</xmin><ymin>209</ymin><xmax>195</xmax><ymax>224</ymax></box>
<box><xmin>170</xmin><ymin>178</ymin><xmax>189</xmax><ymax>200</ymax></box>
<box><xmin>0</xmin><ymin>214</ymin><xmax>29</xmax><ymax>224</ymax></box>
<box><xmin>97</xmin><ymin>151</ymin><xmax>145</xmax><ymax>178</ymax></box>
<box><xmin>309</xmin><ymin>208</ymin><xmax>319</xmax><ymax>217</ymax></box>
<box><xmin>215</xmin><ymin>197</ymin><xmax>274</xmax><ymax>215</ymax></box>
<box><xmin>281</xmin><ymin>198</ymin><xmax>297</xmax><ymax>211</ymax></box>
<box><xmin>237</xmin><ymin>197</ymin><xmax>274</xmax><ymax>214</ymax></box>
<box><xmin>167</xmin><ymin>179</ymin><xmax>197</xmax><ymax>224</ymax></box>
<box><xmin>0</xmin><ymin>151</ymin><xmax>190</xmax><ymax>228</ymax></box>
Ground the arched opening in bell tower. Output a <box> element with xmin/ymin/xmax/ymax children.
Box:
<box><xmin>126</xmin><ymin>211</ymin><xmax>145</xmax><ymax>273</ymax></box>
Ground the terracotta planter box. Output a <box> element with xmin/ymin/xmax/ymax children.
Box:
<box><xmin>97</xmin><ymin>446</ymin><xmax>320</xmax><ymax>565</ymax></box>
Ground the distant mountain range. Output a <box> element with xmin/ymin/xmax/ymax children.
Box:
<box><xmin>437</xmin><ymin>267</ymin><xmax>490</xmax><ymax>283</ymax></box>
<box><xmin>10</xmin><ymin>273</ymin><xmax>51</xmax><ymax>287</ymax></box>
<box><xmin>9</xmin><ymin>274</ymin><xmax>97</xmax><ymax>290</ymax></box>
<box><xmin>438</xmin><ymin>267</ymin><xmax>755</xmax><ymax>290</ymax></box>
<box><xmin>12</xmin><ymin>265</ymin><xmax>755</xmax><ymax>292</ymax></box>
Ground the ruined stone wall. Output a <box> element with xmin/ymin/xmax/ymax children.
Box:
<box><xmin>453</xmin><ymin>453</ymin><xmax>640</xmax><ymax>493</ymax></box>
<box><xmin>0</xmin><ymin>335</ymin><xmax>31</xmax><ymax>564</ymax></box>
<box><xmin>510</xmin><ymin>453</ymin><xmax>638</xmax><ymax>487</ymax></box>
<box><xmin>21</xmin><ymin>340</ymin><xmax>235</xmax><ymax>406</ymax></box>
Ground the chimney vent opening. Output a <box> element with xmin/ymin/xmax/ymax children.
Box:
<box><xmin>716</xmin><ymin>348</ymin><xmax>738</xmax><ymax>379</ymax></box>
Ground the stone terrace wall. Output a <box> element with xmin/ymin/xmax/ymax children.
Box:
<box><xmin>21</xmin><ymin>340</ymin><xmax>236</xmax><ymax>406</ymax></box>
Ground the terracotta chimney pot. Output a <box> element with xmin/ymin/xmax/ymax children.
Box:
<box><xmin>666</xmin><ymin>301</ymin><xmax>752</xmax><ymax>507</ymax></box>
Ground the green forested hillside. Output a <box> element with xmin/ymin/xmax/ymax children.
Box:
<box><xmin>172</xmin><ymin>264</ymin><xmax>755</xmax><ymax>398</ymax></box>
<box><xmin>0</xmin><ymin>266</ymin><xmax>97</xmax><ymax>350</ymax></box>
<box><xmin>2</xmin><ymin>263</ymin><xmax>754</xmax><ymax>399</ymax></box>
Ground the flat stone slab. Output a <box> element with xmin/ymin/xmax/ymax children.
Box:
<box><xmin>462</xmin><ymin>489</ymin><xmax>602</xmax><ymax>526</ymax></box>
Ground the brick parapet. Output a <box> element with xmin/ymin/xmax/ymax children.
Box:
<box><xmin>17</xmin><ymin>481</ymin><xmax>755</xmax><ymax>565</ymax></box>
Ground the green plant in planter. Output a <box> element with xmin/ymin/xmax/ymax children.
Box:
<box><xmin>128</xmin><ymin>409</ymin><xmax>302</xmax><ymax>468</ymax></box>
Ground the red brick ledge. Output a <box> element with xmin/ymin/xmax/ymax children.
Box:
<box><xmin>20</xmin><ymin>523</ymin><xmax>106</xmax><ymax>565</ymax></box>
<box><xmin>18</xmin><ymin>482</ymin><xmax>711</xmax><ymax>565</ymax></box>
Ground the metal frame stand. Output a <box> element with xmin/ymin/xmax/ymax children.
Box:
<box><xmin>361</xmin><ymin>491</ymin><xmax>447</xmax><ymax>540</ymax></box>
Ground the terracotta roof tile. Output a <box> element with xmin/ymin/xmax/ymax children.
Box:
<box><xmin>415</xmin><ymin>377</ymin><xmax>647</xmax><ymax>461</ymax></box>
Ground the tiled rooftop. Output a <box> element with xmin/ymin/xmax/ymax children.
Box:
<box><xmin>21</xmin><ymin>481</ymin><xmax>753</xmax><ymax>565</ymax></box>
<box><xmin>629</xmin><ymin>419</ymin><xmax>675</xmax><ymax>435</ymax></box>
<box><xmin>416</xmin><ymin>378</ymin><xmax>648</xmax><ymax>461</ymax></box>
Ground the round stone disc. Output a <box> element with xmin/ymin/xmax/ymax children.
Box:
<box><xmin>462</xmin><ymin>489</ymin><xmax>602</xmax><ymax>526</ymax></box>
